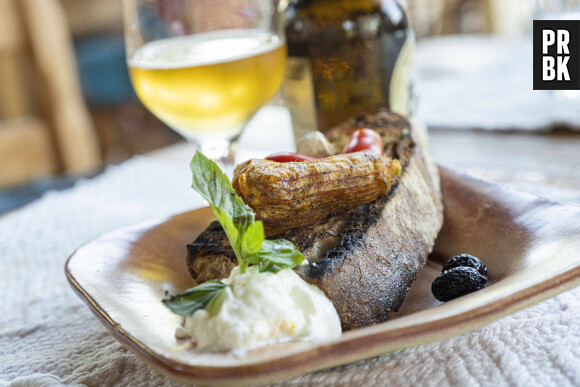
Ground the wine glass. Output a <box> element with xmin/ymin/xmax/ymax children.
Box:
<box><xmin>122</xmin><ymin>0</ymin><xmax>287</xmax><ymax>171</ymax></box>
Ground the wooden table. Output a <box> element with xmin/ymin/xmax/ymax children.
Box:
<box><xmin>429</xmin><ymin>129</ymin><xmax>580</xmax><ymax>199</ymax></box>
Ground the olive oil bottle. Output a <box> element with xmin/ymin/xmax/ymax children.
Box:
<box><xmin>283</xmin><ymin>0</ymin><xmax>414</xmax><ymax>140</ymax></box>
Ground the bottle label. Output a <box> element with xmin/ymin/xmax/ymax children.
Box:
<box><xmin>389</xmin><ymin>36</ymin><xmax>414</xmax><ymax>118</ymax></box>
<box><xmin>283</xmin><ymin>56</ymin><xmax>319</xmax><ymax>142</ymax></box>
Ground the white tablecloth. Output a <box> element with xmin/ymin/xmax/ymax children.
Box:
<box><xmin>416</xmin><ymin>36</ymin><xmax>580</xmax><ymax>131</ymax></box>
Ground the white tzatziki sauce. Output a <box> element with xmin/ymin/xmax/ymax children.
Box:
<box><xmin>178</xmin><ymin>266</ymin><xmax>342</xmax><ymax>351</ymax></box>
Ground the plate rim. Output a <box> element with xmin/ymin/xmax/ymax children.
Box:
<box><xmin>65</xmin><ymin>167</ymin><xmax>580</xmax><ymax>385</ymax></box>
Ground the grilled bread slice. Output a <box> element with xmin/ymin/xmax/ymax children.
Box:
<box><xmin>187</xmin><ymin>110</ymin><xmax>443</xmax><ymax>330</ymax></box>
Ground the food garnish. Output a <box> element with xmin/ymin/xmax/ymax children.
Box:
<box><xmin>163</xmin><ymin>151</ymin><xmax>305</xmax><ymax>317</ymax></box>
<box><xmin>268</xmin><ymin>128</ymin><xmax>385</xmax><ymax>162</ymax></box>
<box><xmin>265</xmin><ymin>152</ymin><xmax>318</xmax><ymax>162</ymax></box>
<box><xmin>233</xmin><ymin>151</ymin><xmax>401</xmax><ymax>236</ymax></box>
<box><xmin>180</xmin><ymin>265</ymin><xmax>342</xmax><ymax>351</ymax></box>
<box><xmin>296</xmin><ymin>131</ymin><xmax>336</xmax><ymax>157</ymax></box>
<box><xmin>343</xmin><ymin>128</ymin><xmax>384</xmax><ymax>156</ymax></box>
<box><xmin>432</xmin><ymin>254</ymin><xmax>488</xmax><ymax>302</ymax></box>
<box><xmin>442</xmin><ymin>254</ymin><xmax>488</xmax><ymax>277</ymax></box>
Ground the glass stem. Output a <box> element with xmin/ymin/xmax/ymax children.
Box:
<box><xmin>198</xmin><ymin>139</ymin><xmax>237</xmax><ymax>176</ymax></box>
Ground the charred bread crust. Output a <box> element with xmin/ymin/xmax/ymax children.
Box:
<box><xmin>298</xmin><ymin>110</ymin><xmax>442</xmax><ymax>329</ymax></box>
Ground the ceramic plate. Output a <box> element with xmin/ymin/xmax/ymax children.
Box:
<box><xmin>65</xmin><ymin>166</ymin><xmax>580</xmax><ymax>386</ymax></box>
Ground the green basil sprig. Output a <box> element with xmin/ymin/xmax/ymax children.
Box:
<box><xmin>163</xmin><ymin>151</ymin><xmax>305</xmax><ymax>317</ymax></box>
<box><xmin>163</xmin><ymin>280</ymin><xmax>228</xmax><ymax>317</ymax></box>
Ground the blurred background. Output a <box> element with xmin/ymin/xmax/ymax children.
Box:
<box><xmin>0</xmin><ymin>0</ymin><xmax>578</xmax><ymax>213</ymax></box>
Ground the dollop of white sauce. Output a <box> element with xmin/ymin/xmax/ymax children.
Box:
<box><xmin>181</xmin><ymin>266</ymin><xmax>342</xmax><ymax>352</ymax></box>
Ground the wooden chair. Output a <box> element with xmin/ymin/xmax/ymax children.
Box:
<box><xmin>0</xmin><ymin>0</ymin><xmax>101</xmax><ymax>189</ymax></box>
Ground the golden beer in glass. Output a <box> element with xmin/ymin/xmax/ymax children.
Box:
<box><xmin>124</xmin><ymin>0</ymin><xmax>286</xmax><ymax>169</ymax></box>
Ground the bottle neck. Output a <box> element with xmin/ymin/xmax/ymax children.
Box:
<box><xmin>286</xmin><ymin>0</ymin><xmax>407</xmax><ymax>32</ymax></box>
<box><xmin>289</xmin><ymin>0</ymin><xmax>404</xmax><ymax>22</ymax></box>
<box><xmin>304</xmin><ymin>0</ymin><xmax>378</xmax><ymax>13</ymax></box>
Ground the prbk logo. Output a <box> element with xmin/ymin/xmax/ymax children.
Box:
<box><xmin>533</xmin><ymin>20</ymin><xmax>580</xmax><ymax>90</ymax></box>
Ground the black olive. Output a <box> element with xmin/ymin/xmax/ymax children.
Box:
<box><xmin>431</xmin><ymin>267</ymin><xmax>487</xmax><ymax>302</ymax></box>
<box><xmin>442</xmin><ymin>254</ymin><xmax>487</xmax><ymax>277</ymax></box>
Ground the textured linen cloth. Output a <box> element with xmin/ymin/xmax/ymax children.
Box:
<box><xmin>416</xmin><ymin>35</ymin><xmax>580</xmax><ymax>131</ymax></box>
<box><xmin>1</xmin><ymin>148</ymin><xmax>580</xmax><ymax>387</ymax></box>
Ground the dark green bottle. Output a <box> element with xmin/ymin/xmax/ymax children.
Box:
<box><xmin>283</xmin><ymin>0</ymin><xmax>414</xmax><ymax>140</ymax></box>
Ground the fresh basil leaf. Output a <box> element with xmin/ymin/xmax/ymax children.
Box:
<box><xmin>190</xmin><ymin>151</ymin><xmax>254</xmax><ymax>225</ymax></box>
<box><xmin>213</xmin><ymin>206</ymin><xmax>240</xmax><ymax>250</ymax></box>
<box><xmin>205</xmin><ymin>286</ymin><xmax>229</xmax><ymax>317</ymax></box>
<box><xmin>241</xmin><ymin>221</ymin><xmax>265</xmax><ymax>257</ymax></box>
<box><xmin>248</xmin><ymin>239</ymin><xmax>305</xmax><ymax>273</ymax></box>
<box><xmin>162</xmin><ymin>280</ymin><xmax>228</xmax><ymax>317</ymax></box>
<box><xmin>189</xmin><ymin>151</ymin><xmax>305</xmax><ymax>277</ymax></box>
<box><xmin>231</xmin><ymin>197</ymin><xmax>255</xmax><ymax>232</ymax></box>
<box><xmin>190</xmin><ymin>151</ymin><xmax>256</xmax><ymax>270</ymax></box>
<box><xmin>190</xmin><ymin>152</ymin><xmax>234</xmax><ymax>214</ymax></box>
<box><xmin>258</xmin><ymin>260</ymin><xmax>284</xmax><ymax>273</ymax></box>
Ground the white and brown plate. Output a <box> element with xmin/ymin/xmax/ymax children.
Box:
<box><xmin>65</xmin><ymin>166</ymin><xmax>580</xmax><ymax>386</ymax></box>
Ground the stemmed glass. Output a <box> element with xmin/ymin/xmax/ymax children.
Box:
<box><xmin>123</xmin><ymin>0</ymin><xmax>286</xmax><ymax>171</ymax></box>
